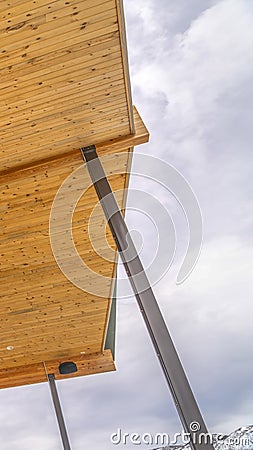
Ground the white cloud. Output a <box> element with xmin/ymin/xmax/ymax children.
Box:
<box><xmin>132</xmin><ymin>0</ymin><xmax>253</xmax><ymax>136</ymax></box>
<box><xmin>153</xmin><ymin>233</ymin><xmax>253</xmax><ymax>430</ymax></box>
<box><xmin>124</xmin><ymin>0</ymin><xmax>253</xmax><ymax>436</ymax></box>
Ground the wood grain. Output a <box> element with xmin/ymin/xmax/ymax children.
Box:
<box><xmin>0</xmin><ymin>350</ymin><xmax>115</xmax><ymax>389</ymax></box>
<box><xmin>0</xmin><ymin>0</ymin><xmax>149</xmax><ymax>388</ymax></box>
<box><xmin>0</xmin><ymin>0</ymin><xmax>135</xmax><ymax>172</ymax></box>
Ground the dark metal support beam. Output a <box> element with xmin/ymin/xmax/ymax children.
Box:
<box><xmin>81</xmin><ymin>145</ymin><xmax>214</xmax><ymax>450</ymax></box>
<box><xmin>48</xmin><ymin>374</ymin><xmax>71</xmax><ymax>450</ymax></box>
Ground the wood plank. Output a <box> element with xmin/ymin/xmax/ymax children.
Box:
<box><xmin>0</xmin><ymin>52</ymin><xmax>122</xmax><ymax>103</ymax></box>
<box><xmin>0</xmin><ymin>66</ymin><xmax>124</xmax><ymax>114</ymax></box>
<box><xmin>0</xmin><ymin>54</ymin><xmax>122</xmax><ymax>101</ymax></box>
<box><xmin>0</xmin><ymin>82</ymin><xmax>126</xmax><ymax>127</ymax></box>
<box><xmin>0</xmin><ymin>36</ymin><xmax>120</xmax><ymax>89</ymax></box>
<box><xmin>97</xmin><ymin>106</ymin><xmax>149</xmax><ymax>153</ymax></box>
<box><xmin>0</xmin><ymin>151</ymin><xmax>130</xmax><ymax>372</ymax></box>
<box><xmin>115</xmin><ymin>0</ymin><xmax>134</xmax><ymax>133</ymax></box>
<box><xmin>0</xmin><ymin>0</ymin><xmax>112</xmax><ymax>26</ymax></box>
<box><xmin>0</xmin><ymin>0</ymin><xmax>111</xmax><ymax>17</ymax></box>
<box><xmin>0</xmin><ymin>31</ymin><xmax>119</xmax><ymax>82</ymax></box>
<box><xmin>0</xmin><ymin>6</ymin><xmax>117</xmax><ymax>52</ymax></box>
<box><xmin>0</xmin><ymin>9</ymin><xmax>116</xmax><ymax>55</ymax></box>
<box><xmin>0</xmin><ymin>29</ymin><xmax>119</xmax><ymax>73</ymax></box>
<box><xmin>0</xmin><ymin>0</ymin><xmax>61</xmax><ymax>14</ymax></box>
<box><xmin>1</xmin><ymin>95</ymin><xmax>127</xmax><ymax>139</ymax></box>
<box><xmin>0</xmin><ymin>25</ymin><xmax>120</xmax><ymax>76</ymax></box>
<box><xmin>1</xmin><ymin>112</ymin><xmax>129</xmax><ymax>151</ymax></box>
<box><xmin>0</xmin><ymin>350</ymin><xmax>115</xmax><ymax>389</ymax></box>
<box><xmin>1</xmin><ymin>105</ymin><xmax>128</xmax><ymax>143</ymax></box>
<box><xmin>0</xmin><ymin>108</ymin><xmax>148</xmax><ymax>174</ymax></box>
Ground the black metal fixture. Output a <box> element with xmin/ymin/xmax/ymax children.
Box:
<box><xmin>81</xmin><ymin>145</ymin><xmax>214</xmax><ymax>450</ymax></box>
<box><xmin>59</xmin><ymin>362</ymin><xmax>78</xmax><ymax>375</ymax></box>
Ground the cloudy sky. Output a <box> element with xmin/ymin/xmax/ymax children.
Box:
<box><xmin>1</xmin><ymin>0</ymin><xmax>253</xmax><ymax>448</ymax></box>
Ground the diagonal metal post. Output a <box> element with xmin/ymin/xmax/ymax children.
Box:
<box><xmin>48</xmin><ymin>374</ymin><xmax>71</xmax><ymax>450</ymax></box>
<box><xmin>81</xmin><ymin>145</ymin><xmax>214</xmax><ymax>450</ymax></box>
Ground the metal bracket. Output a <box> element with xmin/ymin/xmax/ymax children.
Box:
<box><xmin>81</xmin><ymin>145</ymin><xmax>214</xmax><ymax>450</ymax></box>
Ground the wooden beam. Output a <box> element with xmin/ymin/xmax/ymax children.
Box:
<box><xmin>0</xmin><ymin>107</ymin><xmax>148</xmax><ymax>176</ymax></box>
<box><xmin>0</xmin><ymin>350</ymin><xmax>115</xmax><ymax>389</ymax></box>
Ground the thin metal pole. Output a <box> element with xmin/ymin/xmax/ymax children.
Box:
<box><xmin>81</xmin><ymin>145</ymin><xmax>214</xmax><ymax>450</ymax></box>
<box><xmin>48</xmin><ymin>374</ymin><xmax>71</xmax><ymax>450</ymax></box>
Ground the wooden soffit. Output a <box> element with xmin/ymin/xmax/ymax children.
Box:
<box><xmin>0</xmin><ymin>0</ymin><xmax>149</xmax><ymax>388</ymax></box>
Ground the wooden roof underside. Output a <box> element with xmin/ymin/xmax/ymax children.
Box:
<box><xmin>0</xmin><ymin>0</ymin><xmax>149</xmax><ymax>388</ymax></box>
